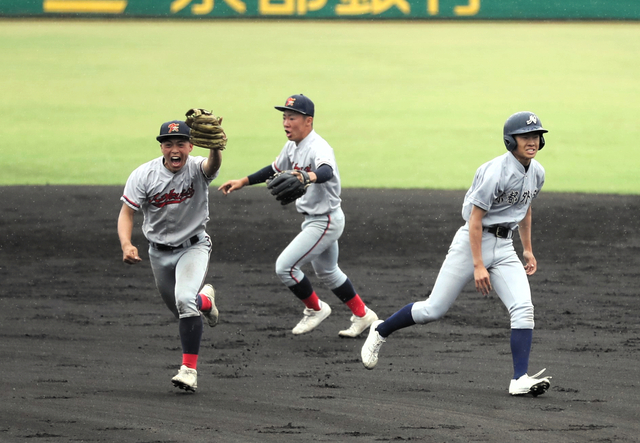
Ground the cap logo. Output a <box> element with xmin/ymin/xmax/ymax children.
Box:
<box><xmin>526</xmin><ymin>115</ymin><xmax>538</xmax><ymax>125</ymax></box>
<box><xmin>168</xmin><ymin>123</ymin><xmax>180</xmax><ymax>133</ymax></box>
<box><xmin>285</xmin><ymin>97</ymin><xmax>296</xmax><ymax>107</ymax></box>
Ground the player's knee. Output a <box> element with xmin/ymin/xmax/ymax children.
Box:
<box><xmin>410</xmin><ymin>300</ymin><xmax>447</xmax><ymax>324</ymax></box>
<box><xmin>275</xmin><ymin>261</ymin><xmax>299</xmax><ymax>286</ymax></box>
<box><xmin>275</xmin><ymin>258</ymin><xmax>288</xmax><ymax>278</ymax></box>
<box><xmin>175</xmin><ymin>298</ymin><xmax>189</xmax><ymax>315</ymax></box>
<box><xmin>175</xmin><ymin>295</ymin><xmax>198</xmax><ymax>317</ymax></box>
<box><xmin>315</xmin><ymin>268</ymin><xmax>344</xmax><ymax>289</ymax></box>
<box><xmin>510</xmin><ymin>303</ymin><xmax>535</xmax><ymax>329</ymax></box>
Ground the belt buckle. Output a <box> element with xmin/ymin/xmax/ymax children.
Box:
<box><xmin>495</xmin><ymin>227</ymin><xmax>510</xmax><ymax>239</ymax></box>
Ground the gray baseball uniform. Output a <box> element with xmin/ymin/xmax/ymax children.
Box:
<box><xmin>272</xmin><ymin>130</ymin><xmax>347</xmax><ymax>289</ymax></box>
<box><xmin>220</xmin><ymin>93</ymin><xmax>378</xmax><ymax>337</ymax></box>
<box><xmin>412</xmin><ymin>152</ymin><xmax>544</xmax><ymax>327</ymax></box>
<box><xmin>361</xmin><ymin>111</ymin><xmax>551</xmax><ymax>396</ymax></box>
<box><xmin>121</xmin><ymin>155</ymin><xmax>218</xmax><ymax>318</ymax></box>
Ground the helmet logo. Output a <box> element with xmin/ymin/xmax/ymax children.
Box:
<box><xmin>285</xmin><ymin>97</ymin><xmax>296</xmax><ymax>106</ymax></box>
<box><xmin>526</xmin><ymin>115</ymin><xmax>538</xmax><ymax>125</ymax></box>
<box><xmin>168</xmin><ymin>123</ymin><xmax>180</xmax><ymax>133</ymax></box>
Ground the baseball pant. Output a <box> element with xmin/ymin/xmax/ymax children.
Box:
<box><xmin>411</xmin><ymin>225</ymin><xmax>535</xmax><ymax>329</ymax></box>
<box><xmin>275</xmin><ymin>207</ymin><xmax>348</xmax><ymax>290</ymax></box>
<box><xmin>148</xmin><ymin>233</ymin><xmax>212</xmax><ymax>319</ymax></box>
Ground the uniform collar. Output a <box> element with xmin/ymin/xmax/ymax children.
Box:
<box><xmin>507</xmin><ymin>151</ymin><xmax>530</xmax><ymax>173</ymax></box>
<box><xmin>295</xmin><ymin>129</ymin><xmax>316</xmax><ymax>148</ymax></box>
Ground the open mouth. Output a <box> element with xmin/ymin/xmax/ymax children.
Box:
<box><xmin>170</xmin><ymin>156</ymin><xmax>182</xmax><ymax>167</ymax></box>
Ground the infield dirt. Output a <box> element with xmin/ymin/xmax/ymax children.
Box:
<box><xmin>1</xmin><ymin>186</ymin><xmax>639</xmax><ymax>442</ymax></box>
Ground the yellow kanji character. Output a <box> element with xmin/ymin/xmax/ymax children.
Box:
<box><xmin>454</xmin><ymin>0</ymin><xmax>480</xmax><ymax>16</ymax></box>
<box><xmin>336</xmin><ymin>0</ymin><xmax>410</xmax><ymax>16</ymax></box>
<box><xmin>372</xmin><ymin>0</ymin><xmax>410</xmax><ymax>14</ymax></box>
<box><xmin>335</xmin><ymin>0</ymin><xmax>369</xmax><ymax>15</ymax></box>
<box><xmin>170</xmin><ymin>0</ymin><xmax>246</xmax><ymax>15</ymax></box>
<box><xmin>299</xmin><ymin>0</ymin><xmax>327</xmax><ymax>14</ymax></box>
<box><xmin>427</xmin><ymin>0</ymin><xmax>480</xmax><ymax>16</ymax></box>
<box><xmin>259</xmin><ymin>0</ymin><xmax>326</xmax><ymax>15</ymax></box>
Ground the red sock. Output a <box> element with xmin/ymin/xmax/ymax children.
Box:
<box><xmin>301</xmin><ymin>292</ymin><xmax>321</xmax><ymax>311</ymax></box>
<box><xmin>182</xmin><ymin>353</ymin><xmax>198</xmax><ymax>370</ymax></box>
<box><xmin>346</xmin><ymin>295</ymin><xmax>366</xmax><ymax>317</ymax></box>
<box><xmin>198</xmin><ymin>293</ymin><xmax>212</xmax><ymax>312</ymax></box>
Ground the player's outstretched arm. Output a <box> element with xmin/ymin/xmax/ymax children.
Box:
<box><xmin>218</xmin><ymin>177</ymin><xmax>249</xmax><ymax>195</ymax></box>
<box><xmin>219</xmin><ymin>165</ymin><xmax>277</xmax><ymax>195</ymax></box>
<box><xmin>203</xmin><ymin>147</ymin><xmax>222</xmax><ymax>178</ymax></box>
<box><xmin>117</xmin><ymin>204</ymin><xmax>142</xmax><ymax>264</ymax></box>
<box><xmin>469</xmin><ymin>205</ymin><xmax>492</xmax><ymax>295</ymax></box>
<box><xmin>518</xmin><ymin>206</ymin><xmax>537</xmax><ymax>275</ymax></box>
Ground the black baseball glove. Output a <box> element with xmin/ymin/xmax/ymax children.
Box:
<box><xmin>266</xmin><ymin>170</ymin><xmax>312</xmax><ymax>205</ymax></box>
<box><xmin>184</xmin><ymin>108</ymin><xmax>227</xmax><ymax>150</ymax></box>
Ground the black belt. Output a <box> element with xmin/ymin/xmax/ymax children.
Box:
<box><xmin>484</xmin><ymin>226</ymin><xmax>513</xmax><ymax>239</ymax></box>
<box><xmin>150</xmin><ymin>235</ymin><xmax>199</xmax><ymax>251</ymax></box>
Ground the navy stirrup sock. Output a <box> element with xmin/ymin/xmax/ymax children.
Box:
<box><xmin>179</xmin><ymin>316</ymin><xmax>203</xmax><ymax>355</ymax></box>
<box><xmin>511</xmin><ymin>328</ymin><xmax>533</xmax><ymax>379</ymax></box>
<box><xmin>331</xmin><ymin>278</ymin><xmax>357</xmax><ymax>302</ymax></box>
<box><xmin>289</xmin><ymin>276</ymin><xmax>314</xmax><ymax>300</ymax></box>
<box><xmin>376</xmin><ymin>303</ymin><xmax>416</xmax><ymax>338</ymax></box>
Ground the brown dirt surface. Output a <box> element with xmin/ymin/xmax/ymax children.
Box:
<box><xmin>1</xmin><ymin>185</ymin><xmax>639</xmax><ymax>442</ymax></box>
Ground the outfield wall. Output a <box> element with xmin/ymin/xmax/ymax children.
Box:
<box><xmin>1</xmin><ymin>0</ymin><xmax>638</xmax><ymax>20</ymax></box>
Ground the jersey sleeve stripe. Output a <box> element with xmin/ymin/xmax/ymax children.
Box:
<box><xmin>121</xmin><ymin>195</ymin><xmax>140</xmax><ymax>210</ymax></box>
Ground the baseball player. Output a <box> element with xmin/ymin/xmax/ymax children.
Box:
<box><xmin>361</xmin><ymin>111</ymin><xmax>552</xmax><ymax>396</ymax></box>
<box><xmin>218</xmin><ymin>94</ymin><xmax>378</xmax><ymax>337</ymax></box>
<box><xmin>117</xmin><ymin>119</ymin><xmax>221</xmax><ymax>392</ymax></box>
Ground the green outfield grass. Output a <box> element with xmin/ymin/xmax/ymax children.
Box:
<box><xmin>1</xmin><ymin>20</ymin><xmax>639</xmax><ymax>193</ymax></box>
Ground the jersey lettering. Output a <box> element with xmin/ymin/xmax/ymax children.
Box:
<box><xmin>496</xmin><ymin>190</ymin><xmax>519</xmax><ymax>205</ymax></box>
<box><xmin>520</xmin><ymin>190</ymin><xmax>533</xmax><ymax>205</ymax></box>
<box><xmin>150</xmin><ymin>184</ymin><xmax>195</xmax><ymax>208</ymax></box>
<box><xmin>495</xmin><ymin>188</ymin><xmax>539</xmax><ymax>206</ymax></box>
<box><xmin>292</xmin><ymin>162</ymin><xmax>312</xmax><ymax>172</ymax></box>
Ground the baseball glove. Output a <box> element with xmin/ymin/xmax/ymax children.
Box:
<box><xmin>266</xmin><ymin>170</ymin><xmax>312</xmax><ymax>205</ymax></box>
<box><xmin>184</xmin><ymin>108</ymin><xmax>227</xmax><ymax>150</ymax></box>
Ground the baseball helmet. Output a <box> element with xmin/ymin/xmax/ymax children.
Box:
<box><xmin>503</xmin><ymin>111</ymin><xmax>548</xmax><ymax>151</ymax></box>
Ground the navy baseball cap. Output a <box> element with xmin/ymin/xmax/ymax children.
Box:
<box><xmin>274</xmin><ymin>94</ymin><xmax>314</xmax><ymax>117</ymax></box>
<box><xmin>156</xmin><ymin>120</ymin><xmax>191</xmax><ymax>142</ymax></box>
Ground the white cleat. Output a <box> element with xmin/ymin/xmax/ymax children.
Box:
<box><xmin>361</xmin><ymin>320</ymin><xmax>385</xmax><ymax>369</ymax></box>
<box><xmin>292</xmin><ymin>302</ymin><xmax>332</xmax><ymax>335</ymax></box>
<box><xmin>339</xmin><ymin>308</ymin><xmax>379</xmax><ymax>338</ymax></box>
<box><xmin>509</xmin><ymin>368</ymin><xmax>552</xmax><ymax>396</ymax></box>
<box><xmin>200</xmin><ymin>284</ymin><xmax>219</xmax><ymax>327</ymax></box>
<box><xmin>172</xmin><ymin>365</ymin><xmax>197</xmax><ymax>392</ymax></box>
